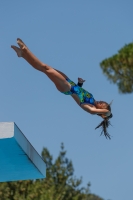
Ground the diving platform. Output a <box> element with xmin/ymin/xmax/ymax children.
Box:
<box><xmin>0</xmin><ymin>122</ymin><xmax>46</xmax><ymax>182</ymax></box>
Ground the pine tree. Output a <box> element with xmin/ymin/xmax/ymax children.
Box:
<box><xmin>100</xmin><ymin>43</ymin><xmax>133</xmax><ymax>93</ymax></box>
<box><xmin>0</xmin><ymin>143</ymin><xmax>103</xmax><ymax>200</ymax></box>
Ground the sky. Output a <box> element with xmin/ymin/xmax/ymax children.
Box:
<box><xmin>0</xmin><ymin>1</ymin><xmax>133</xmax><ymax>200</ymax></box>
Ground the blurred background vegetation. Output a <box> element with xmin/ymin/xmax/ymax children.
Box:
<box><xmin>100</xmin><ymin>42</ymin><xmax>133</xmax><ymax>93</ymax></box>
<box><xmin>0</xmin><ymin>143</ymin><xmax>103</xmax><ymax>200</ymax></box>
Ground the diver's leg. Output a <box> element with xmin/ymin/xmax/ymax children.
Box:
<box><xmin>11</xmin><ymin>39</ymin><xmax>71</xmax><ymax>92</ymax></box>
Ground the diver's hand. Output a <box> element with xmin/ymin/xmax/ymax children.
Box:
<box><xmin>78</xmin><ymin>78</ymin><xmax>85</xmax><ymax>83</ymax></box>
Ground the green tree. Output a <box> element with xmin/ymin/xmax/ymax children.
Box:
<box><xmin>100</xmin><ymin>43</ymin><xmax>133</xmax><ymax>93</ymax></box>
<box><xmin>0</xmin><ymin>143</ymin><xmax>103</xmax><ymax>200</ymax></box>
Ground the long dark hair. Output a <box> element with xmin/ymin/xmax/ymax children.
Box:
<box><xmin>95</xmin><ymin>103</ymin><xmax>113</xmax><ymax>139</ymax></box>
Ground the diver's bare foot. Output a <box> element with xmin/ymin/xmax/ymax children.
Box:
<box><xmin>11</xmin><ymin>45</ymin><xmax>23</xmax><ymax>57</ymax></box>
<box><xmin>17</xmin><ymin>38</ymin><xmax>28</xmax><ymax>50</ymax></box>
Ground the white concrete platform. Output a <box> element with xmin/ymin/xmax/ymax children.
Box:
<box><xmin>0</xmin><ymin>122</ymin><xmax>46</xmax><ymax>182</ymax></box>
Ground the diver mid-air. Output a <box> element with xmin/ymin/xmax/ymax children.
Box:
<box><xmin>11</xmin><ymin>38</ymin><xmax>113</xmax><ymax>139</ymax></box>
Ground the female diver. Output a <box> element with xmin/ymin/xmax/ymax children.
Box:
<box><xmin>11</xmin><ymin>38</ymin><xmax>113</xmax><ymax>139</ymax></box>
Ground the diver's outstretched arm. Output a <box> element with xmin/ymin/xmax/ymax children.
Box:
<box><xmin>81</xmin><ymin>104</ymin><xmax>110</xmax><ymax>116</ymax></box>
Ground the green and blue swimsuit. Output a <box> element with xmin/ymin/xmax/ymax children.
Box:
<box><xmin>63</xmin><ymin>78</ymin><xmax>95</xmax><ymax>106</ymax></box>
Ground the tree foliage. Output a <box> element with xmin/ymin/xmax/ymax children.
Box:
<box><xmin>0</xmin><ymin>143</ymin><xmax>103</xmax><ymax>200</ymax></box>
<box><xmin>100</xmin><ymin>43</ymin><xmax>133</xmax><ymax>93</ymax></box>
